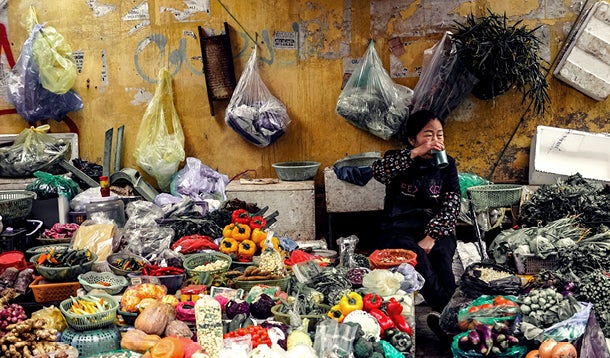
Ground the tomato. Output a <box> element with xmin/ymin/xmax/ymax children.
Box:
<box><xmin>236</xmin><ymin>327</ymin><xmax>248</xmax><ymax>336</ymax></box>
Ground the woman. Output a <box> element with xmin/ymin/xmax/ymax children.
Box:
<box><xmin>372</xmin><ymin>109</ymin><xmax>461</xmax><ymax>340</ymax></box>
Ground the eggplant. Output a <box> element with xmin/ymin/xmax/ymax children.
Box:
<box><xmin>458</xmin><ymin>335</ymin><xmax>472</xmax><ymax>351</ymax></box>
<box><xmin>506</xmin><ymin>334</ymin><xmax>520</xmax><ymax>345</ymax></box>
<box><xmin>467</xmin><ymin>329</ymin><xmax>481</xmax><ymax>346</ymax></box>
<box><xmin>492</xmin><ymin>321</ymin><xmax>509</xmax><ymax>334</ymax></box>
<box><xmin>475</xmin><ymin>323</ymin><xmax>494</xmax><ymax>353</ymax></box>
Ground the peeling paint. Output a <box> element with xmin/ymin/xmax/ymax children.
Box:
<box><xmin>298</xmin><ymin>1</ymin><xmax>350</xmax><ymax>60</ymax></box>
<box><xmin>85</xmin><ymin>0</ymin><xmax>115</xmax><ymax>17</ymax></box>
<box><xmin>100</xmin><ymin>49</ymin><xmax>108</xmax><ymax>92</ymax></box>
<box><xmin>126</xmin><ymin>87</ymin><xmax>153</xmax><ymax>106</ymax></box>
<box><xmin>160</xmin><ymin>0</ymin><xmax>210</xmax><ymax>22</ymax></box>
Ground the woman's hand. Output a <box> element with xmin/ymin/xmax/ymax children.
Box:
<box><xmin>410</xmin><ymin>141</ymin><xmax>444</xmax><ymax>159</ymax></box>
<box><xmin>418</xmin><ymin>235</ymin><xmax>436</xmax><ymax>254</ymax></box>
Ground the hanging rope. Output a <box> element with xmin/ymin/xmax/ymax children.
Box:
<box><xmin>217</xmin><ymin>0</ymin><xmax>258</xmax><ymax>46</ymax></box>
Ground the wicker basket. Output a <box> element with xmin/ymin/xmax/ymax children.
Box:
<box><xmin>60</xmin><ymin>293</ymin><xmax>119</xmax><ymax>331</ymax></box>
<box><xmin>0</xmin><ymin>190</ymin><xmax>36</xmax><ymax>225</ymax></box>
<box><xmin>513</xmin><ymin>252</ymin><xmax>559</xmax><ymax>275</ymax></box>
<box><xmin>29</xmin><ymin>276</ymin><xmax>81</xmax><ymax>303</ymax></box>
<box><xmin>234</xmin><ymin>275</ymin><xmax>291</xmax><ymax>292</ymax></box>
<box><xmin>467</xmin><ymin>184</ymin><xmax>524</xmax><ymax>208</ymax></box>
<box><xmin>369</xmin><ymin>249</ymin><xmax>418</xmax><ymax>269</ymax></box>
<box><xmin>78</xmin><ymin>271</ymin><xmax>129</xmax><ymax>295</ymax></box>
<box><xmin>183</xmin><ymin>252</ymin><xmax>231</xmax><ymax>279</ymax></box>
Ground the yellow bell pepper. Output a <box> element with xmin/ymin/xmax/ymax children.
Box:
<box><xmin>231</xmin><ymin>223</ymin><xmax>251</xmax><ymax>241</ymax></box>
<box><xmin>339</xmin><ymin>292</ymin><xmax>363</xmax><ymax>316</ymax></box>
<box><xmin>327</xmin><ymin>304</ymin><xmax>345</xmax><ymax>322</ymax></box>
<box><xmin>222</xmin><ymin>223</ymin><xmax>236</xmax><ymax>238</ymax></box>
<box><xmin>238</xmin><ymin>239</ymin><xmax>257</xmax><ymax>256</ymax></box>
<box><xmin>219</xmin><ymin>237</ymin><xmax>238</xmax><ymax>254</ymax></box>
<box><xmin>250</xmin><ymin>228</ymin><xmax>267</xmax><ymax>245</ymax></box>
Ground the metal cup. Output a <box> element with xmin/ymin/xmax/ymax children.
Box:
<box><xmin>431</xmin><ymin>149</ymin><xmax>449</xmax><ymax>169</ymax></box>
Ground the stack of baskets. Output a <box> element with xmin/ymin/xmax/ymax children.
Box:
<box><xmin>0</xmin><ymin>190</ymin><xmax>36</xmax><ymax>226</ymax></box>
<box><xmin>59</xmin><ymin>293</ymin><xmax>121</xmax><ymax>356</ymax></box>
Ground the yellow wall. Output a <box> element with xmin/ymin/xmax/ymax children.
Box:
<box><xmin>2</xmin><ymin>0</ymin><xmax>610</xmax><ymax>188</ymax></box>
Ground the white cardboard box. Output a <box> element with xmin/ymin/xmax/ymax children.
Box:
<box><xmin>225</xmin><ymin>180</ymin><xmax>315</xmax><ymax>241</ymax></box>
<box><xmin>529</xmin><ymin>125</ymin><xmax>610</xmax><ymax>185</ymax></box>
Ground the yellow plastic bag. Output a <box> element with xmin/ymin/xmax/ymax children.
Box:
<box><xmin>134</xmin><ymin>67</ymin><xmax>185</xmax><ymax>191</ymax></box>
<box><xmin>28</xmin><ymin>6</ymin><xmax>77</xmax><ymax>94</ymax></box>
<box><xmin>31</xmin><ymin>305</ymin><xmax>67</xmax><ymax>331</ymax></box>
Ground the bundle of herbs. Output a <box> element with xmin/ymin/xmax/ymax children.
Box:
<box><xmin>519</xmin><ymin>173</ymin><xmax>610</xmax><ymax>228</ymax></box>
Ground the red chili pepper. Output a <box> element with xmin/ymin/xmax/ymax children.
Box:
<box><xmin>231</xmin><ymin>209</ymin><xmax>251</xmax><ymax>225</ymax></box>
<box><xmin>249</xmin><ymin>215</ymin><xmax>267</xmax><ymax>229</ymax></box>
<box><xmin>362</xmin><ymin>293</ymin><xmax>383</xmax><ymax>312</ymax></box>
<box><xmin>386</xmin><ymin>297</ymin><xmax>413</xmax><ymax>336</ymax></box>
<box><xmin>368</xmin><ymin>308</ymin><xmax>395</xmax><ymax>337</ymax></box>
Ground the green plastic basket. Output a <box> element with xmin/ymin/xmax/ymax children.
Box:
<box><xmin>60</xmin><ymin>293</ymin><xmax>119</xmax><ymax>330</ymax></box>
<box><xmin>467</xmin><ymin>184</ymin><xmax>524</xmax><ymax>208</ymax></box>
<box><xmin>31</xmin><ymin>251</ymin><xmax>98</xmax><ymax>282</ymax></box>
<box><xmin>0</xmin><ymin>190</ymin><xmax>36</xmax><ymax>225</ymax></box>
<box><xmin>183</xmin><ymin>251</ymin><xmax>231</xmax><ymax>279</ymax></box>
<box><xmin>61</xmin><ymin>325</ymin><xmax>121</xmax><ymax>357</ymax></box>
<box><xmin>78</xmin><ymin>271</ymin><xmax>129</xmax><ymax>295</ymax></box>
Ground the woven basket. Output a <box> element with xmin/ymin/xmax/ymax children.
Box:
<box><xmin>0</xmin><ymin>190</ymin><xmax>36</xmax><ymax>225</ymax></box>
<box><xmin>513</xmin><ymin>252</ymin><xmax>559</xmax><ymax>275</ymax></box>
<box><xmin>234</xmin><ymin>275</ymin><xmax>291</xmax><ymax>292</ymax></box>
<box><xmin>78</xmin><ymin>271</ymin><xmax>128</xmax><ymax>295</ymax></box>
<box><xmin>467</xmin><ymin>184</ymin><xmax>524</xmax><ymax>208</ymax></box>
<box><xmin>31</xmin><ymin>251</ymin><xmax>97</xmax><ymax>282</ymax></box>
<box><xmin>60</xmin><ymin>293</ymin><xmax>119</xmax><ymax>331</ymax></box>
<box><xmin>183</xmin><ymin>252</ymin><xmax>231</xmax><ymax>279</ymax></box>
<box><xmin>29</xmin><ymin>276</ymin><xmax>81</xmax><ymax>303</ymax></box>
<box><xmin>25</xmin><ymin>244</ymin><xmax>70</xmax><ymax>260</ymax></box>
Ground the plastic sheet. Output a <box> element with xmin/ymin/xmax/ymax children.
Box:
<box><xmin>336</xmin><ymin>40</ymin><xmax>412</xmax><ymax>140</ymax></box>
<box><xmin>26</xmin><ymin>171</ymin><xmax>80</xmax><ymax>200</ymax></box>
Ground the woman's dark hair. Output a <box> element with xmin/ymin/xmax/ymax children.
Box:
<box><xmin>400</xmin><ymin>109</ymin><xmax>441</xmax><ymax>146</ymax></box>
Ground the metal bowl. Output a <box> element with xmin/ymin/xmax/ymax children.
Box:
<box><xmin>272</xmin><ymin>161</ymin><xmax>321</xmax><ymax>181</ymax></box>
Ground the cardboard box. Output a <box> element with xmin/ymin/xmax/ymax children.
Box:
<box><xmin>30</xmin><ymin>196</ymin><xmax>70</xmax><ymax>228</ymax></box>
<box><xmin>529</xmin><ymin>125</ymin><xmax>610</xmax><ymax>185</ymax></box>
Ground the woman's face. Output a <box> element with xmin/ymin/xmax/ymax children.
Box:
<box><xmin>408</xmin><ymin>119</ymin><xmax>444</xmax><ymax>148</ymax></box>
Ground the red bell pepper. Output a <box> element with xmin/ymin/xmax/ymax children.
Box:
<box><xmin>231</xmin><ymin>209</ymin><xmax>251</xmax><ymax>224</ymax></box>
<box><xmin>368</xmin><ymin>308</ymin><xmax>395</xmax><ymax>337</ymax></box>
<box><xmin>362</xmin><ymin>293</ymin><xmax>383</xmax><ymax>312</ymax></box>
<box><xmin>386</xmin><ymin>297</ymin><xmax>413</xmax><ymax>336</ymax></box>
<box><xmin>249</xmin><ymin>215</ymin><xmax>267</xmax><ymax>229</ymax></box>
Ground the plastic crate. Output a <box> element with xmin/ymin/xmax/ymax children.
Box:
<box><xmin>29</xmin><ymin>276</ymin><xmax>81</xmax><ymax>303</ymax></box>
<box><xmin>513</xmin><ymin>252</ymin><xmax>559</xmax><ymax>275</ymax></box>
<box><xmin>467</xmin><ymin>184</ymin><xmax>524</xmax><ymax>208</ymax></box>
<box><xmin>60</xmin><ymin>293</ymin><xmax>119</xmax><ymax>330</ymax></box>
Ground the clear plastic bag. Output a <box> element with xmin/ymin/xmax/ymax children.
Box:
<box><xmin>169</xmin><ymin>157</ymin><xmax>229</xmax><ymax>202</ymax></box>
<box><xmin>336</xmin><ymin>235</ymin><xmax>359</xmax><ymax>269</ymax></box>
<box><xmin>134</xmin><ymin>67</ymin><xmax>185</xmax><ymax>191</ymax></box>
<box><xmin>29</xmin><ymin>6</ymin><xmax>77</xmax><ymax>94</ymax></box>
<box><xmin>410</xmin><ymin>32</ymin><xmax>479</xmax><ymax>122</ymax></box>
<box><xmin>225</xmin><ymin>47</ymin><xmax>290</xmax><ymax>147</ymax></box>
<box><xmin>0</xmin><ymin>125</ymin><xmax>70</xmax><ymax>177</ymax></box>
<box><xmin>313</xmin><ymin>319</ymin><xmax>358</xmax><ymax>357</ymax></box>
<box><xmin>336</xmin><ymin>40</ymin><xmax>413</xmax><ymax>140</ymax></box>
<box><xmin>7</xmin><ymin>24</ymin><xmax>83</xmax><ymax>123</ymax></box>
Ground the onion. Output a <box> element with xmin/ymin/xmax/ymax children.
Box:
<box><xmin>551</xmin><ymin>342</ymin><xmax>577</xmax><ymax>358</ymax></box>
<box><xmin>538</xmin><ymin>339</ymin><xmax>557</xmax><ymax>358</ymax></box>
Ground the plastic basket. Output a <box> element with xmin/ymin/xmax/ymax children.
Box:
<box><xmin>31</xmin><ymin>251</ymin><xmax>98</xmax><ymax>282</ymax></box>
<box><xmin>60</xmin><ymin>293</ymin><xmax>119</xmax><ymax>330</ymax></box>
<box><xmin>61</xmin><ymin>325</ymin><xmax>121</xmax><ymax>357</ymax></box>
<box><xmin>513</xmin><ymin>252</ymin><xmax>559</xmax><ymax>275</ymax></box>
<box><xmin>106</xmin><ymin>253</ymin><xmax>149</xmax><ymax>276</ymax></box>
<box><xmin>234</xmin><ymin>275</ymin><xmax>291</xmax><ymax>292</ymax></box>
<box><xmin>25</xmin><ymin>243</ymin><xmax>70</xmax><ymax>260</ymax></box>
<box><xmin>29</xmin><ymin>276</ymin><xmax>81</xmax><ymax>303</ymax></box>
<box><xmin>0</xmin><ymin>190</ymin><xmax>36</xmax><ymax>225</ymax></box>
<box><xmin>467</xmin><ymin>184</ymin><xmax>524</xmax><ymax>208</ymax></box>
<box><xmin>369</xmin><ymin>249</ymin><xmax>418</xmax><ymax>269</ymax></box>
<box><xmin>183</xmin><ymin>252</ymin><xmax>231</xmax><ymax>279</ymax></box>
<box><xmin>78</xmin><ymin>271</ymin><xmax>129</xmax><ymax>295</ymax></box>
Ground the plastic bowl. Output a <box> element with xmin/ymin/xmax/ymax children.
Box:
<box><xmin>106</xmin><ymin>253</ymin><xmax>149</xmax><ymax>276</ymax></box>
<box><xmin>78</xmin><ymin>271</ymin><xmax>129</xmax><ymax>295</ymax></box>
<box><xmin>272</xmin><ymin>161</ymin><xmax>320</xmax><ymax>181</ymax></box>
<box><xmin>31</xmin><ymin>252</ymin><xmax>98</xmax><ymax>282</ymax></box>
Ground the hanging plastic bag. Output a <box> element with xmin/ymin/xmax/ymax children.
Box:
<box><xmin>225</xmin><ymin>47</ymin><xmax>290</xmax><ymax>147</ymax></box>
<box><xmin>134</xmin><ymin>67</ymin><xmax>185</xmax><ymax>191</ymax></box>
<box><xmin>336</xmin><ymin>40</ymin><xmax>413</xmax><ymax>140</ymax></box>
<box><xmin>7</xmin><ymin>24</ymin><xmax>83</xmax><ymax>123</ymax></box>
<box><xmin>410</xmin><ymin>32</ymin><xmax>479</xmax><ymax>122</ymax></box>
<box><xmin>0</xmin><ymin>125</ymin><xmax>71</xmax><ymax>177</ymax></box>
<box><xmin>28</xmin><ymin>6</ymin><xmax>77</xmax><ymax>94</ymax></box>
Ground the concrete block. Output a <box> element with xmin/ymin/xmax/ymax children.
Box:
<box><xmin>225</xmin><ymin>180</ymin><xmax>315</xmax><ymax>241</ymax></box>
<box><xmin>324</xmin><ymin>167</ymin><xmax>385</xmax><ymax>213</ymax></box>
<box><xmin>554</xmin><ymin>1</ymin><xmax>610</xmax><ymax>100</ymax></box>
